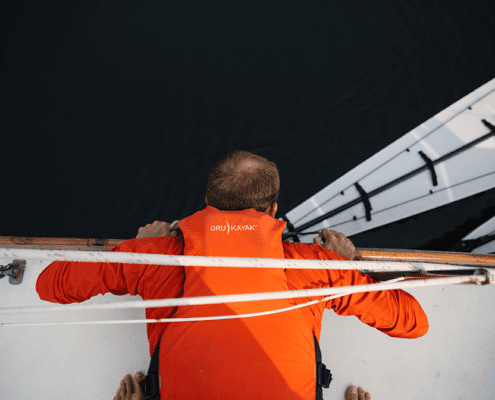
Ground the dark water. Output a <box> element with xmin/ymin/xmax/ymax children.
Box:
<box><xmin>1</xmin><ymin>0</ymin><xmax>495</xmax><ymax>251</ymax></box>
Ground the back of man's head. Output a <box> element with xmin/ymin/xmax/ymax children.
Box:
<box><xmin>206</xmin><ymin>151</ymin><xmax>280</xmax><ymax>213</ymax></box>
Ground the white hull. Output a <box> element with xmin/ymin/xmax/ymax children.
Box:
<box><xmin>461</xmin><ymin>215</ymin><xmax>495</xmax><ymax>254</ymax></box>
<box><xmin>1</xmin><ymin>243</ymin><xmax>495</xmax><ymax>400</ymax></box>
<box><xmin>284</xmin><ymin>78</ymin><xmax>495</xmax><ymax>244</ymax></box>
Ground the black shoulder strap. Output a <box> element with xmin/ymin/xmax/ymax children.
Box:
<box><xmin>139</xmin><ymin>334</ymin><xmax>162</xmax><ymax>399</ymax></box>
<box><xmin>314</xmin><ymin>331</ymin><xmax>332</xmax><ymax>399</ymax></box>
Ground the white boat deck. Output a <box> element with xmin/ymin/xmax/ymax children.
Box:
<box><xmin>1</xmin><ymin>244</ymin><xmax>495</xmax><ymax>400</ymax></box>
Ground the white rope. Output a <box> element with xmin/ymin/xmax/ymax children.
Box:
<box><xmin>1</xmin><ymin>248</ymin><xmax>492</xmax><ymax>328</ymax></box>
<box><xmin>0</xmin><ymin>277</ymin><xmax>421</xmax><ymax>328</ymax></box>
<box><xmin>0</xmin><ymin>290</ymin><xmax>358</xmax><ymax>328</ymax></box>
<box><xmin>0</xmin><ymin>248</ymin><xmax>486</xmax><ymax>272</ymax></box>
<box><xmin>1</xmin><ymin>275</ymin><xmax>491</xmax><ymax>329</ymax></box>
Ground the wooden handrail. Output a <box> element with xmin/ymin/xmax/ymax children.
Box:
<box><xmin>0</xmin><ymin>236</ymin><xmax>125</xmax><ymax>248</ymax></box>
<box><xmin>1</xmin><ymin>235</ymin><xmax>494</xmax><ymax>266</ymax></box>
<box><xmin>354</xmin><ymin>249</ymin><xmax>495</xmax><ymax>267</ymax></box>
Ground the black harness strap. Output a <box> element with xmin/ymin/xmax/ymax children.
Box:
<box><xmin>140</xmin><ymin>331</ymin><xmax>332</xmax><ymax>400</ymax></box>
<box><xmin>282</xmin><ymin>215</ymin><xmax>300</xmax><ymax>243</ymax></box>
<box><xmin>314</xmin><ymin>331</ymin><xmax>332</xmax><ymax>399</ymax></box>
<box><xmin>139</xmin><ymin>335</ymin><xmax>162</xmax><ymax>400</ymax></box>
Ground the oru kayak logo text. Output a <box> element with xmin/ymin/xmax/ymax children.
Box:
<box><xmin>210</xmin><ymin>222</ymin><xmax>257</xmax><ymax>235</ymax></box>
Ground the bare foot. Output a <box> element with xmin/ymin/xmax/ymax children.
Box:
<box><xmin>345</xmin><ymin>385</ymin><xmax>371</xmax><ymax>400</ymax></box>
<box><xmin>113</xmin><ymin>372</ymin><xmax>146</xmax><ymax>400</ymax></box>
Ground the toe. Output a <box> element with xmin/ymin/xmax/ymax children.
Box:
<box><xmin>120</xmin><ymin>379</ymin><xmax>127</xmax><ymax>396</ymax></box>
<box><xmin>133</xmin><ymin>372</ymin><xmax>146</xmax><ymax>400</ymax></box>
<box><xmin>125</xmin><ymin>374</ymin><xmax>134</xmax><ymax>394</ymax></box>
<box><xmin>358</xmin><ymin>387</ymin><xmax>366</xmax><ymax>399</ymax></box>
<box><xmin>134</xmin><ymin>371</ymin><xmax>145</xmax><ymax>382</ymax></box>
<box><xmin>345</xmin><ymin>386</ymin><xmax>358</xmax><ymax>400</ymax></box>
<box><xmin>365</xmin><ymin>392</ymin><xmax>371</xmax><ymax>400</ymax></box>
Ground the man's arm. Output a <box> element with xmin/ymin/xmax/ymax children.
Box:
<box><xmin>326</xmin><ymin>266</ymin><xmax>429</xmax><ymax>338</ymax></box>
<box><xmin>284</xmin><ymin>230</ymin><xmax>429</xmax><ymax>339</ymax></box>
<box><xmin>36</xmin><ymin>236</ymin><xmax>184</xmax><ymax>304</ymax></box>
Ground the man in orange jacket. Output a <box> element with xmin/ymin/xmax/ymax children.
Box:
<box><xmin>37</xmin><ymin>151</ymin><xmax>428</xmax><ymax>400</ymax></box>
<box><xmin>113</xmin><ymin>224</ymin><xmax>372</xmax><ymax>400</ymax></box>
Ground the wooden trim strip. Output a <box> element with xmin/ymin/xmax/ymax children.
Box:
<box><xmin>1</xmin><ymin>236</ymin><xmax>494</xmax><ymax>267</ymax></box>
<box><xmin>0</xmin><ymin>236</ymin><xmax>125</xmax><ymax>248</ymax></box>
<box><xmin>356</xmin><ymin>249</ymin><xmax>495</xmax><ymax>267</ymax></box>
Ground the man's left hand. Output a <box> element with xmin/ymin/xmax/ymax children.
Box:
<box><xmin>136</xmin><ymin>221</ymin><xmax>178</xmax><ymax>239</ymax></box>
<box><xmin>313</xmin><ymin>228</ymin><xmax>362</xmax><ymax>260</ymax></box>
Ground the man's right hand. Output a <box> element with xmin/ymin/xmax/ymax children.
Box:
<box><xmin>136</xmin><ymin>221</ymin><xmax>178</xmax><ymax>239</ymax></box>
<box><xmin>313</xmin><ymin>229</ymin><xmax>361</xmax><ymax>260</ymax></box>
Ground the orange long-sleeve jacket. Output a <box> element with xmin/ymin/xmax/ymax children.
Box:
<box><xmin>36</xmin><ymin>206</ymin><xmax>429</xmax><ymax>399</ymax></box>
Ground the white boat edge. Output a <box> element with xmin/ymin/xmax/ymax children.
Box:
<box><xmin>1</xmin><ymin>240</ymin><xmax>495</xmax><ymax>400</ymax></box>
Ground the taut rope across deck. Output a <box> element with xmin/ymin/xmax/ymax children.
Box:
<box><xmin>0</xmin><ymin>248</ymin><xmax>493</xmax><ymax>328</ymax></box>
<box><xmin>1</xmin><ymin>248</ymin><xmax>494</xmax><ymax>271</ymax></box>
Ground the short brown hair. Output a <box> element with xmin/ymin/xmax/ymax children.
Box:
<box><xmin>206</xmin><ymin>151</ymin><xmax>280</xmax><ymax>212</ymax></box>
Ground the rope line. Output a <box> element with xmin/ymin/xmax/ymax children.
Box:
<box><xmin>1</xmin><ymin>248</ymin><xmax>493</xmax><ymax>328</ymax></box>
<box><xmin>1</xmin><ymin>275</ymin><xmax>491</xmax><ymax>329</ymax></box>
<box><xmin>1</xmin><ymin>290</ymin><xmax>360</xmax><ymax>328</ymax></box>
<box><xmin>0</xmin><ymin>248</ymin><xmax>486</xmax><ymax>272</ymax></box>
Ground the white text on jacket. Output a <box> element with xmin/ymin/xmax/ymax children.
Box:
<box><xmin>210</xmin><ymin>222</ymin><xmax>258</xmax><ymax>235</ymax></box>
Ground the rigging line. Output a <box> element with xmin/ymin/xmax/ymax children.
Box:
<box><xmin>0</xmin><ymin>248</ymin><xmax>489</xmax><ymax>271</ymax></box>
<box><xmin>1</xmin><ymin>273</ymin><xmax>491</xmax><ymax>318</ymax></box>
<box><xmin>286</xmin><ymin>170</ymin><xmax>495</xmax><ymax>236</ymax></box>
<box><xmin>284</xmin><ymin>120</ymin><xmax>495</xmax><ymax>237</ymax></box>
<box><xmin>2</xmin><ymin>279</ymin><xmax>423</xmax><ymax>327</ymax></box>
<box><xmin>0</xmin><ymin>290</ymin><xmax>359</xmax><ymax>328</ymax></box>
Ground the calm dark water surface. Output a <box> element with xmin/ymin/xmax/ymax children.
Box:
<box><xmin>1</xmin><ymin>0</ymin><xmax>495</xmax><ymax>251</ymax></box>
